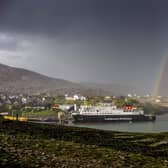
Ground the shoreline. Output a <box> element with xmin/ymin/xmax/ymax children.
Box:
<box><xmin>0</xmin><ymin>120</ymin><xmax>168</xmax><ymax>167</ymax></box>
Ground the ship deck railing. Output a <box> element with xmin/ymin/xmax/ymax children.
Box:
<box><xmin>73</xmin><ymin>111</ymin><xmax>144</xmax><ymax>116</ymax></box>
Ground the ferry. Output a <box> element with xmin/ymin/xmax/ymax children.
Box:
<box><xmin>72</xmin><ymin>105</ymin><xmax>156</xmax><ymax>123</ymax></box>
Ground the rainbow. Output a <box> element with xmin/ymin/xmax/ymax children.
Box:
<box><xmin>153</xmin><ymin>51</ymin><xmax>168</xmax><ymax>97</ymax></box>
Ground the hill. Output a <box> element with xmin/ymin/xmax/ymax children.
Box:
<box><xmin>0</xmin><ymin>63</ymin><xmax>81</xmax><ymax>95</ymax></box>
<box><xmin>0</xmin><ymin>63</ymin><xmax>131</xmax><ymax>96</ymax></box>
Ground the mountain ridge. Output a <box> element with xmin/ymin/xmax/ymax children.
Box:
<box><xmin>0</xmin><ymin>63</ymin><xmax>131</xmax><ymax>96</ymax></box>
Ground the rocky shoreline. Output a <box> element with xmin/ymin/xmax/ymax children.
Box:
<box><xmin>0</xmin><ymin>119</ymin><xmax>168</xmax><ymax>167</ymax></box>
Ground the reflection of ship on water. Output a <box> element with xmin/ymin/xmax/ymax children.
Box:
<box><xmin>72</xmin><ymin>105</ymin><xmax>156</xmax><ymax>123</ymax></box>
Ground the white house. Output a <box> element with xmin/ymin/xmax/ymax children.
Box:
<box><xmin>155</xmin><ymin>99</ymin><xmax>161</xmax><ymax>103</ymax></box>
<box><xmin>65</xmin><ymin>94</ymin><xmax>86</xmax><ymax>101</ymax></box>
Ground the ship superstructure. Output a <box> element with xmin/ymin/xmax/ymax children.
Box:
<box><xmin>72</xmin><ymin>105</ymin><xmax>156</xmax><ymax>123</ymax></box>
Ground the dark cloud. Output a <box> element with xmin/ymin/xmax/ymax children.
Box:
<box><xmin>0</xmin><ymin>0</ymin><xmax>168</xmax><ymax>95</ymax></box>
<box><xmin>0</xmin><ymin>0</ymin><xmax>119</xmax><ymax>38</ymax></box>
<box><xmin>0</xmin><ymin>0</ymin><xmax>162</xmax><ymax>53</ymax></box>
<box><xmin>0</xmin><ymin>0</ymin><xmax>160</xmax><ymax>35</ymax></box>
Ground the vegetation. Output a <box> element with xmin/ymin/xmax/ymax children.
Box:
<box><xmin>113</xmin><ymin>98</ymin><xmax>142</xmax><ymax>109</ymax></box>
<box><xmin>0</xmin><ymin>120</ymin><xmax>168</xmax><ymax>167</ymax></box>
<box><xmin>22</xmin><ymin>110</ymin><xmax>59</xmax><ymax>118</ymax></box>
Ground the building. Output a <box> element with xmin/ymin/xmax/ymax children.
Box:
<box><xmin>65</xmin><ymin>94</ymin><xmax>86</xmax><ymax>101</ymax></box>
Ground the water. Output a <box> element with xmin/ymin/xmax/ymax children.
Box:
<box><xmin>72</xmin><ymin>113</ymin><xmax>168</xmax><ymax>133</ymax></box>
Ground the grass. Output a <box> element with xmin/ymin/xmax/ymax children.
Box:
<box><xmin>22</xmin><ymin>110</ymin><xmax>58</xmax><ymax>118</ymax></box>
<box><xmin>0</xmin><ymin>119</ymin><xmax>168</xmax><ymax>167</ymax></box>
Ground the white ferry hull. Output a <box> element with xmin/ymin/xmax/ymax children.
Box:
<box><xmin>73</xmin><ymin>114</ymin><xmax>156</xmax><ymax>123</ymax></box>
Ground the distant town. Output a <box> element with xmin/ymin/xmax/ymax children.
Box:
<box><xmin>0</xmin><ymin>91</ymin><xmax>168</xmax><ymax>123</ymax></box>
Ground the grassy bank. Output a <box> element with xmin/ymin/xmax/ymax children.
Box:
<box><xmin>21</xmin><ymin>110</ymin><xmax>60</xmax><ymax>121</ymax></box>
<box><xmin>0</xmin><ymin>118</ymin><xmax>168</xmax><ymax>167</ymax></box>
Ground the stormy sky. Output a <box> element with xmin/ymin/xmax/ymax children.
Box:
<box><xmin>0</xmin><ymin>0</ymin><xmax>168</xmax><ymax>94</ymax></box>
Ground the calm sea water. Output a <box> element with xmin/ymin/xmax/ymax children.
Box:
<box><xmin>72</xmin><ymin>113</ymin><xmax>168</xmax><ymax>133</ymax></box>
